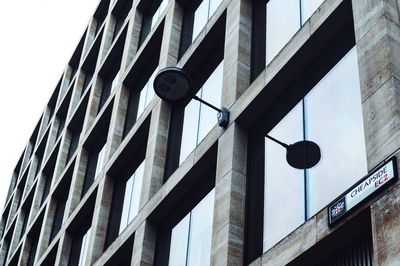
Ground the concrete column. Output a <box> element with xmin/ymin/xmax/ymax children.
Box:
<box><xmin>82</xmin><ymin>76</ymin><xmax>103</xmax><ymax>133</ymax></box>
<box><xmin>97</xmin><ymin>15</ymin><xmax>116</xmax><ymax>64</ymax></box>
<box><xmin>370</xmin><ymin>185</ymin><xmax>400</xmax><ymax>265</ymax></box>
<box><xmin>52</xmin><ymin>131</ymin><xmax>72</xmax><ymax>183</ymax></box>
<box><xmin>211</xmin><ymin>122</ymin><xmax>247</xmax><ymax>265</ymax></box>
<box><xmin>82</xmin><ymin>17</ymin><xmax>98</xmax><ymax>59</ymax></box>
<box><xmin>57</xmin><ymin>67</ymin><xmax>73</xmax><ymax>107</ymax></box>
<box><xmin>67</xmin><ymin>70</ymin><xmax>86</xmax><ymax>118</ymax></box>
<box><xmin>120</xmin><ymin>6</ymin><xmax>142</xmax><ymax>70</ymax></box>
<box><xmin>353</xmin><ymin>0</ymin><xmax>400</xmax><ymax>168</ymax></box>
<box><xmin>131</xmin><ymin>2</ymin><xmax>182</xmax><ymax>265</ymax></box>
<box><xmin>18</xmin><ymin>238</ymin><xmax>30</xmax><ymax>266</ymax></box>
<box><xmin>7</xmin><ymin>211</ymin><xmax>25</xmax><ymax>260</ymax></box>
<box><xmin>208</xmin><ymin>1</ymin><xmax>251</xmax><ymax>264</ymax></box>
<box><xmin>222</xmin><ymin>0</ymin><xmax>252</xmax><ymax>108</ymax></box>
<box><xmin>64</xmin><ymin>149</ymin><xmax>89</xmax><ymax>217</ymax></box>
<box><xmin>85</xmin><ymin>177</ymin><xmax>114</xmax><ymax>264</ymax></box>
<box><xmin>106</xmin><ymin>84</ymin><xmax>129</xmax><ymax>157</ymax></box>
<box><xmin>55</xmin><ymin>232</ymin><xmax>73</xmax><ymax>266</ymax></box>
<box><xmin>131</xmin><ymin>221</ymin><xmax>157</xmax><ymax>266</ymax></box>
<box><xmin>352</xmin><ymin>0</ymin><xmax>400</xmax><ymax>265</ymax></box>
<box><xmin>36</xmin><ymin>199</ymin><xmax>57</xmax><ymax>260</ymax></box>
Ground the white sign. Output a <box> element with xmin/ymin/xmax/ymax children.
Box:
<box><xmin>329</xmin><ymin>157</ymin><xmax>397</xmax><ymax>225</ymax></box>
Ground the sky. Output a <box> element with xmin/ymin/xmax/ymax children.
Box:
<box><xmin>0</xmin><ymin>0</ymin><xmax>100</xmax><ymax>213</ymax></box>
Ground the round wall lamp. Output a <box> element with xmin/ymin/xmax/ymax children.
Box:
<box><xmin>153</xmin><ymin>67</ymin><xmax>230</xmax><ymax>127</ymax></box>
<box><xmin>154</xmin><ymin>67</ymin><xmax>321</xmax><ymax>170</ymax></box>
<box><xmin>266</xmin><ymin>135</ymin><xmax>321</xmax><ymax>169</ymax></box>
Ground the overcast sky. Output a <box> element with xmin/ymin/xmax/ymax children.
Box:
<box><xmin>0</xmin><ymin>0</ymin><xmax>100</xmax><ymax>213</ymax></box>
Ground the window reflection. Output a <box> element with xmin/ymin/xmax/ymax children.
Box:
<box><xmin>78</xmin><ymin>227</ymin><xmax>91</xmax><ymax>266</ymax></box>
<box><xmin>301</xmin><ymin>0</ymin><xmax>325</xmax><ymax>22</ymax></box>
<box><xmin>305</xmin><ymin>48</ymin><xmax>367</xmax><ymax>215</ymax></box>
<box><xmin>137</xmin><ymin>68</ymin><xmax>158</xmax><ymax>119</ymax></box>
<box><xmin>264</xmin><ymin>47</ymin><xmax>367</xmax><ymax>252</ymax></box>
<box><xmin>119</xmin><ymin>161</ymin><xmax>145</xmax><ymax>233</ymax></box>
<box><xmin>192</xmin><ymin>0</ymin><xmax>223</xmax><ymax>41</ymax></box>
<box><xmin>179</xmin><ymin>62</ymin><xmax>223</xmax><ymax>163</ymax></box>
<box><xmin>264</xmin><ymin>103</ymin><xmax>304</xmax><ymax>251</ymax></box>
<box><xmin>168</xmin><ymin>189</ymin><xmax>215</xmax><ymax>266</ymax></box>
<box><xmin>266</xmin><ymin>0</ymin><xmax>300</xmax><ymax>64</ymax></box>
<box><xmin>266</xmin><ymin>0</ymin><xmax>325</xmax><ymax>64</ymax></box>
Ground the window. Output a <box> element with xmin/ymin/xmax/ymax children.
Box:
<box><xmin>266</xmin><ymin>0</ymin><xmax>324</xmax><ymax>64</ymax></box>
<box><xmin>179</xmin><ymin>61</ymin><xmax>223</xmax><ymax>163</ymax></box>
<box><xmin>119</xmin><ymin>161</ymin><xmax>144</xmax><ymax>233</ymax></box>
<box><xmin>139</xmin><ymin>0</ymin><xmax>168</xmax><ymax>44</ymax></box>
<box><xmin>263</xmin><ymin>47</ymin><xmax>367</xmax><ymax>251</ymax></box>
<box><xmin>99</xmin><ymin>81</ymin><xmax>112</xmax><ymax>113</ymax></box>
<box><xmin>111</xmin><ymin>69</ymin><xmax>121</xmax><ymax>93</ymax></box>
<box><xmin>94</xmin><ymin>144</ymin><xmax>107</xmax><ymax>178</ymax></box>
<box><xmin>68</xmin><ymin>227</ymin><xmax>92</xmax><ymax>266</ymax></box>
<box><xmin>150</xmin><ymin>0</ymin><xmax>168</xmax><ymax>29</ymax></box>
<box><xmin>168</xmin><ymin>189</ymin><xmax>214</xmax><ymax>266</ymax></box>
<box><xmin>104</xmin><ymin>160</ymin><xmax>145</xmax><ymax>249</ymax></box>
<box><xmin>137</xmin><ymin>68</ymin><xmax>158</xmax><ymax>120</ymax></box>
<box><xmin>192</xmin><ymin>0</ymin><xmax>223</xmax><ymax>41</ymax></box>
<box><xmin>111</xmin><ymin>0</ymin><xmax>133</xmax><ymax>41</ymax></box>
<box><xmin>82</xmin><ymin>143</ymin><xmax>107</xmax><ymax>197</ymax></box>
<box><xmin>78</xmin><ymin>228</ymin><xmax>91</xmax><ymax>266</ymax></box>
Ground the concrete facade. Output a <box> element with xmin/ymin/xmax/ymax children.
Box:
<box><xmin>1</xmin><ymin>0</ymin><xmax>400</xmax><ymax>265</ymax></box>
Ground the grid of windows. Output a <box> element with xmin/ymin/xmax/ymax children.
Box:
<box><xmin>0</xmin><ymin>0</ymin><xmax>390</xmax><ymax>265</ymax></box>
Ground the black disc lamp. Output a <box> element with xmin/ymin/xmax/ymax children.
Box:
<box><xmin>153</xmin><ymin>67</ymin><xmax>321</xmax><ymax>170</ymax></box>
<box><xmin>153</xmin><ymin>67</ymin><xmax>230</xmax><ymax>127</ymax></box>
<box><xmin>265</xmin><ymin>135</ymin><xmax>321</xmax><ymax>169</ymax></box>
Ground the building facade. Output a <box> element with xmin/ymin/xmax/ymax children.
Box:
<box><xmin>1</xmin><ymin>0</ymin><xmax>400</xmax><ymax>265</ymax></box>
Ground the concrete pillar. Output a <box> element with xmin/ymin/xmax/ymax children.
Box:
<box><xmin>131</xmin><ymin>221</ymin><xmax>157</xmax><ymax>266</ymax></box>
<box><xmin>120</xmin><ymin>6</ymin><xmax>143</xmax><ymax>70</ymax></box>
<box><xmin>18</xmin><ymin>238</ymin><xmax>30</xmax><ymax>266</ymax></box>
<box><xmin>211</xmin><ymin>122</ymin><xmax>247</xmax><ymax>265</ymax></box>
<box><xmin>222</xmin><ymin>0</ymin><xmax>252</xmax><ymax>108</ymax></box>
<box><xmin>85</xmin><ymin>177</ymin><xmax>114</xmax><ymax>264</ymax></box>
<box><xmin>208</xmin><ymin>1</ymin><xmax>251</xmax><ymax>264</ymax></box>
<box><xmin>55</xmin><ymin>232</ymin><xmax>73</xmax><ymax>266</ymax></box>
<box><xmin>82</xmin><ymin>17</ymin><xmax>98</xmax><ymax>59</ymax></box>
<box><xmin>82</xmin><ymin>76</ymin><xmax>103</xmax><ymax>133</ymax></box>
<box><xmin>7</xmin><ymin>211</ymin><xmax>25</xmax><ymax>260</ymax></box>
<box><xmin>36</xmin><ymin>199</ymin><xmax>57</xmax><ymax>259</ymax></box>
<box><xmin>52</xmin><ymin>130</ymin><xmax>72</xmax><ymax>183</ymax></box>
<box><xmin>98</xmin><ymin>15</ymin><xmax>116</xmax><ymax>64</ymax></box>
<box><xmin>131</xmin><ymin>2</ymin><xmax>182</xmax><ymax>265</ymax></box>
<box><xmin>64</xmin><ymin>149</ymin><xmax>89</xmax><ymax>217</ymax></box>
<box><xmin>352</xmin><ymin>0</ymin><xmax>400</xmax><ymax>265</ymax></box>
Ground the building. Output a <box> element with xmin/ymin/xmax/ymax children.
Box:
<box><xmin>1</xmin><ymin>0</ymin><xmax>399</xmax><ymax>265</ymax></box>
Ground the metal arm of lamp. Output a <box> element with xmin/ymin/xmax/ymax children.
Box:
<box><xmin>153</xmin><ymin>66</ymin><xmax>321</xmax><ymax>170</ymax></box>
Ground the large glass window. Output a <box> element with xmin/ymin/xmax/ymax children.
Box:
<box><xmin>179</xmin><ymin>62</ymin><xmax>223</xmax><ymax>163</ymax></box>
<box><xmin>263</xmin><ymin>47</ymin><xmax>367</xmax><ymax>251</ymax></box>
<box><xmin>266</xmin><ymin>0</ymin><xmax>324</xmax><ymax>64</ymax></box>
<box><xmin>192</xmin><ymin>0</ymin><xmax>223</xmax><ymax>41</ymax></box>
<box><xmin>119</xmin><ymin>161</ymin><xmax>145</xmax><ymax>233</ymax></box>
<box><xmin>168</xmin><ymin>189</ymin><xmax>215</xmax><ymax>266</ymax></box>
